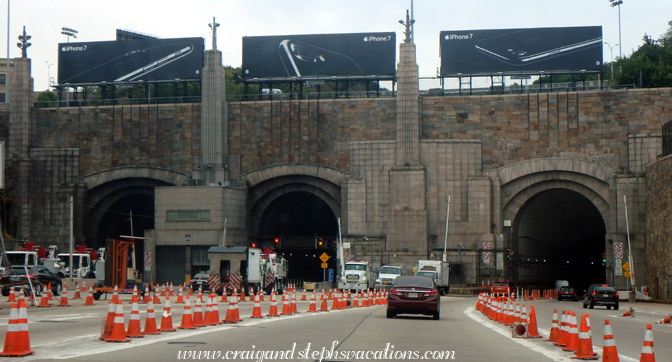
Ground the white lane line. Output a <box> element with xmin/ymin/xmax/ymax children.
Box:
<box><xmin>464</xmin><ymin>307</ymin><xmax>638</xmax><ymax>362</ymax></box>
<box><xmin>26</xmin><ymin>305</ymin><xmax>381</xmax><ymax>360</ymax></box>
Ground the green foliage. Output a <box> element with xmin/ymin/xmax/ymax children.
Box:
<box><xmin>613</xmin><ymin>33</ymin><xmax>672</xmax><ymax>88</ymax></box>
<box><xmin>35</xmin><ymin>90</ymin><xmax>57</xmax><ymax>108</ymax></box>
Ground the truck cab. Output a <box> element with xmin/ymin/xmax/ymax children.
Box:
<box><xmin>417</xmin><ymin>260</ymin><xmax>451</xmax><ymax>295</ymax></box>
<box><xmin>375</xmin><ymin>265</ymin><xmax>402</xmax><ymax>290</ymax></box>
<box><xmin>338</xmin><ymin>261</ymin><xmax>374</xmax><ymax>291</ymax></box>
<box><xmin>0</xmin><ymin>251</ymin><xmax>39</xmax><ymax>274</ymax></box>
<box><xmin>57</xmin><ymin>253</ymin><xmax>93</xmax><ymax>278</ymax></box>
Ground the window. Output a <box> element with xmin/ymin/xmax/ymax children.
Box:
<box><xmin>166</xmin><ymin>209</ymin><xmax>210</xmax><ymax>221</ymax></box>
<box><xmin>0</xmin><ymin>93</ymin><xmax>5</xmax><ymax>103</ymax></box>
<box><xmin>0</xmin><ymin>74</ymin><xmax>5</xmax><ymax>85</ymax></box>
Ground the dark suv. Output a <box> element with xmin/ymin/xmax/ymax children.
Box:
<box><xmin>583</xmin><ymin>284</ymin><xmax>619</xmax><ymax>310</ymax></box>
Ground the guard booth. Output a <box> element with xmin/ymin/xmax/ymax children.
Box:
<box><xmin>207</xmin><ymin>245</ymin><xmax>262</xmax><ymax>294</ymax></box>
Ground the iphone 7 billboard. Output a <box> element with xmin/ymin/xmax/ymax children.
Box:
<box><xmin>58</xmin><ymin>37</ymin><xmax>205</xmax><ymax>84</ymax></box>
<box><xmin>242</xmin><ymin>32</ymin><xmax>396</xmax><ymax>79</ymax></box>
<box><xmin>440</xmin><ymin>26</ymin><xmax>602</xmax><ymax>75</ymax></box>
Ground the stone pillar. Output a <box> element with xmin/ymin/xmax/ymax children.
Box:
<box><xmin>194</xmin><ymin>49</ymin><xmax>228</xmax><ymax>184</ymax></box>
<box><xmin>8</xmin><ymin>58</ymin><xmax>33</xmax><ymax>241</ymax></box>
<box><xmin>395</xmin><ymin>43</ymin><xmax>420</xmax><ymax>166</ymax></box>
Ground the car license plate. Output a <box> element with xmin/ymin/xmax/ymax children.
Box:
<box><xmin>603</xmin><ymin>294</ymin><xmax>609</xmax><ymax>297</ymax></box>
<box><xmin>408</xmin><ymin>292</ymin><xmax>418</xmax><ymax>298</ymax></box>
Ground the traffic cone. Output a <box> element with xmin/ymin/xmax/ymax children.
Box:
<box><xmin>6</xmin><ymin>287</ymin><xmax>16</xmax><ymax>302</ymax></box>
<box><xmin>519</xmin><ymin>304</ymin><xmax>528</xmax><ymax>325</ymax></box>
<box><xmin>100</xmin><ymin>299</ymin><xmax>117</xmax><ymax>340</ymax></box>
<box><xmin>46</xmin><ymin>283</ymin><xmax>53</xmax><ymax>300</ymax></box>
<box><xmin>555</xmin><ymin>311</ymin><xmax>569</xmax><ymax>347</ymax></box>
<box><xmin>654</xmin><ymin>314</ymin><xmax>671</xmax><ymax>324</ymax></box>
<box><xmin>240</xmin><ymin>287</ymin><xmax>245</xmax><ymax>301</ymax></box>
<box><xmin>193</xmin><ymin>296</ymin><xmax>205</xmax><ymax>327</ymax></box>
<box><xmin>248</xmin><ymin>287</ymin><xmax>254</xmax><ymax>302</ymax></box>
<box><xmin>0</xmin><ymin>301</ymin><xmax>34</xmax><ymax>356</ymax></box>
<box><xmin>220</xmin><ymin>290</ymin><xmax>228</xmax><ymax>303</ymax></box>
<box><xmin>169</xmin><ymin>282</ymin><xmax>174</xmax><ymax>296</ymax></box>
<box><xmin>38</xmin><ymin>290</ymin><xmax>50</xmax><ymax>307</ymax></box>
<box><xmin>639</xmin><ymin>324</ymin><xmax>655</xmax><ymax>362</ymax></box>
<box><xmin>110</xmin><ymin>285</ymin><xmax>119</xmax><ymax>304</ymax></box>
<box><xmin>143</xmin><ymin>301</ymin><xmax>160</xmax><ymax>335</ymax></box>
<box><xmin>211</xmin><ymin>293</ymin><xmax>222</xmax><ymax>323</ymax></box>
<box><xmin>290</xmin><ymin>291</ymin><xmax>298</xmax><ymax>314</ymax></box>
<box><xmin>203</xmin><ymin>295</ymin><xmax>215</xmax><ymax>325</ymax></box>
<box><xmin>563</xmin><ymin>312</ymin><xmax>579</xmax><ymax>352</ymax></box>
<box><xmin>307</xmin><ymin>292</ymin><xmax>318</xmax><ymax>313</ymax></box>
<box><xmin>223</xmin><ymin>294</ymin><xmax>241</xmax><ymax>323</ymax></box>
<box><xmin>176</xmin><ymin>287</ymin><xmax>185</xmax><ymax>304</ymax></box>
<box><xmin>280</xmin><ymin>294</ymin><xmax>291</xmax><ymax>315</ymax></box>
<box><xmin>126</xmin><ymin>300</ymin><xmax>144</xmax><ymax>338</ymax></box>
<box><xmin>602</xmin><ymin>320</ymin><xmax>619</xmax><ymax>362</ymax></box>
<box><xmin>250</xmin><ymin>293</ymin><xmax>263</xmax><ymax>318</ymax></box>
<box><xmin>104</xmin><ymin>300</ymin><xmax>130</xmax><ymax>343</ymax></box>
<box><xmin>527</xmin><ymin>305</ymin><xmax>541</xmax><ymax>338</ymax></box>
<box><xmin>319</xmin><ymin>293</ymin><xmax>329</xmax><ymax>312</ymax></box>
<box><xmin>301</xmin><ymin>289</ymin><xmax>307</xmax><ymax>301</ymax></box>
<box><xmin>621</xmin><ymin>307</ymin><xmax>634</xmax><ymax>317</ymax></box>
<box><xmin>153</xmin><ymin>289</ymin><xmax>161</xmax><ymax>305</ymax></box>
<box><xmin>571</xmin><ymin>314</ymin><xmax>598</xmax><ymax>360</ymax></box>
<box><xmin>142</xmin><ymin>286</ymin><xmax>151</xmax><ymax>304</ymax></box>
<box><xmin>158</xmin><ymin>296</ymin><xmax>176</xmax><ymax>332</ymax></box>
<box><xmin>58</xmin><ymin>285</ymin><xmax>70</xmax><ymax>307</ymax></box>
<box><xmin>267</xmin><ymin>291</ymin><xmax>279</xmax><ymax>317</ymax></box>
<box><xmin>84</xmin><ymin>285</ymin><xmax>94</xmax><ymax>306</ymax></box>
<box><xmin>129</xmin><ymin>285</ymin><xmax>139</xmax><ymax>304</ymax></box>
<box><xmin>179</xmin><ymin>296</ymin><xmax>195</xmax><ymax>329</ymax></box>
<box><xmin>547</xmin><ymin>309</ymin><xmax>560</xmax><ymax>342</ymax></box>
<box><xmin>332</xmin><ymin>293</ymin><xmax>340</xmax><ymax>310</ymax></box>
<box><xmin>73</xmin><ymin>282</ymin><xmax>81</xmax><ymax>300</ymax></box>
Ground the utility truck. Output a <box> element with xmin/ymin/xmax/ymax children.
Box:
<box><xmin>338</xmin><ymin>260</ymin><xmax>374</xmax><ymax>291</ymax></box>
<box><xmin>208</xmin><ymin>245</ymin><xmax>271</xmax><ymax>295</ymax></box>
<box><xmin>375</xmin><ymin>265</ymin><xmax>402</xmax><ymax>290</ymax></box>
<box><xmin>417</xmin><ymin>260</ymin><xmax>450</xmax><ymax>295</ymax></box>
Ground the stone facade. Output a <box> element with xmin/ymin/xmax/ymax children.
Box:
<box><xmin>645</xmin><ymin>154</ymin><xmax>672</xmax><ymax>299</ymax></box>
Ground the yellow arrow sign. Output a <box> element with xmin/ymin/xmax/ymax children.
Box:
<box><xmin>622</xmin><ymin>261</ymin><xmax>630</xmax><ymax>272</ymax></box>
<box><xmin>319</xmin><ymin>252</ymin><xmax>330</xmax><ymax>263</ymax></box>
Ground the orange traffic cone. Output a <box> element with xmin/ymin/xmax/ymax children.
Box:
<box><xmin>73</xmin><ymin>282</ymin><xmax>81</xmax><ymax>300</ymax></box>
<box><xmin>319</xmin><ymin>293</ymin><xmax>329</xmax><ymax>312</ymax></box>
<box><xmin>223</xmin><ymin>294</ymin><xmax>241</xmax><ymax>323</ymax></box>
<box><xmin>555</xmin><ymin>311</ymin><xmax>569</xmax><ymax>347</ymax></box>
<box><xmin>58</xmin><ymin>285</ymin><xmax>70</xmax><ymax>307</ymax></box>
<box><xmin>571</xmin><ymin>314</ymin><xmax>598</xmax><ymax>360</ymax></box>
<box><xmin>203</xmin><ymin>295</ymin><xmax>215</xmax><ymax>325</ymax></box>
<box><xmin>290</xmin><ymin>291</ymin><xmax>298</xmax><ymax>314</ymax></box>
<box><xmin>46</xmin><ymin>283</ymin><xmax>53</xmax><ymax>300</ymax></box>
<box><xmin>639</xmin><ymin>324</ymin><xmax>655</xmax><ymax>362</ymax></box>
<box><xmin>176</xmin><ymin>287</ymin><xmax>185</xmax><ymax>304</ymax></box>
<box><xmin>153</xmin><ymin>289</ymin><xmax>161</xmax><ymax>305</ymax></box>
<box><xmin>179</xmin><ymin>296</ymin><xmax>195</xmax><ymax>329</ymax></box>
<box><xmin>307</xmin><ymin>292</ymin><xmax>317</xmax><ymax>313</ymax></box>
<box><xmin>547</xmin><ymin>309</ymin><xmax>559</xmax><ymax>342</ymax></box>
<box><xmin>0</xmin><ymin>301</ymin><xmax>34</xmax><ymax>356</ymax></box>
<box><xmin>220</xmin><ymin>290</ymin><xmax>228</xmax><ymax>303</ymax></box>
<box><xmin>240</xmin><ymin>287</ymin><xmax>245</xmax><ymax>301</ymax></box>
<box><xmin>110</xmin><ymin>285</ymin><xmax>119</xmax><ymax>304</ymax></box>
<box><xmin>280</xmin><ymin>294</ymin><xmax>291</xmax><ymax>315</ymax></box>
<box><xmin>248</xmin><ymin>287</ymin><xmax>254</xmax><ymax>302</ymax></box>
<box><xmin>211</xmin><ymin>293</ymin><xmax>222</xmax><ymax>323</ymax></box>
<box><xmin>602</xmin><ymin>319</ymin><xmax>619</xmax><ymax>362</ymax></box>
<box><xmin>192</xmin><ymin>296</ymin><xmax>205</xmax><ymax>327</ymax></box>
<box><xmin>38</xmin><ymin>290</ymin><xmax>50</xmax><ymax>307</ymax></box>
<box><xmin>142</xmin><ymin>286</ymin><xmax>152</xmax><ymax>304</ymax></box>
<box><xmin>621</xmin><ymin>307</ymin><xmax>634</xmax><ymax>318</ymax></box>
<box><xmin>527</xmin><ymin>305</ymin><xmax>541</xmax><ymax>338</ymax></box>
<box><xmin>654</xmin><ymin>314</ymin><xmax>671</xmax><ymax>324</ymax></box>
<box><xmin>143</xmin><ymin>301</ymin><xmax>160</xmax><ymax>335</ymax></box>
<box><xmin>300</xmin><ymin>289</ymin><xmax>307</xmax><ymax>301</ymax></box>
<box><xmin>158</xmin><ymin>296</ymin><xmax>176</xmax><ymax>332</ymax></box>
<box><xmin>126</xmin><ymin>300</ymin><xmax>144</xmax><ymax>338</ymax></box>
<box><xmin>563</xmin><ymin>312</ymin><xmax>579</xmax><ymax>352</ymax></box>
<box><xmin>100</xmin><ymin>300</ymin><xmax>117</xmax><ymax>340</ymax></box>
<box><xmin>84</xmin><ymin>285</ymin><xmax>94</xmax><ymax>306</ymax></box>
<box><xmin>6</xmin><ymin>287</ymin><xmax>16</xmax><ymax>302</ymax></box>
<box><xmin>332</xmin><ymin>293</ymin><xmax>340</xmax><ymax>310</ymax></box>
<box><xmin>104</xmin><ymin>300</ymin><xmax>130</xmax><ymax>343</ymax></box>
<box><xmin>267</xmin><ymin>291</ymin><xmax>279</xmax><ymax>317</ymax></box>
<box><xmin>250</xmin><ymin>293</ymin><xmax>263</xmax><ymax>318</ymax></box>
<box><xmin>129</xmin><ymin>285</ymin><xmax>139</xmax><ymax>304</ymax></box>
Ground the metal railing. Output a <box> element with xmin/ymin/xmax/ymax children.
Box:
<box><xmin>663</xmin><ymin>120</ymin><xmax>672</xmax><ymax>157</ymax></box>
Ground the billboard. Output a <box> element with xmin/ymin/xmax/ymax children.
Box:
<box><xmin>242</xmin><ymin>32</ymin><xmax>396</xmax><ymax>80</ymax></box>
<box><xmin>440</xmin><ymin>26</ymin><xmax>603</xmax><ymax>76</ymax></box>
<box><xmin>58</xmin><ymin>37</ymin><xmax>204</xmax><ymax>84</ymax></box>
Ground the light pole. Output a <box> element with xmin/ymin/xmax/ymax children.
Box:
<box><xmin>45</xmin><ymin>61</ymin><xmax>52</xmax><ymax>89</ymax></box>
<box><xmin>61</xmin><ymin>27</ymin><xmax>78</xmax><ymax>43</ymax></box>
<box><xmin>609</xmin><ymin>0</ymin><xmax>623</xmax><ymax>73</ymax></box>
<box><xmin>604</xmin><ymin>42</ymin><xmax>618</xmax><ymax>81</ymax></box>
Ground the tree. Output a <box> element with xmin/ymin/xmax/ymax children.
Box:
<box><xmin>614</xmin><ymin>33</ymin><xmax>672</xmax><ymax>88</ymax></box>
<box><xmin>35</xmin><ymin>90</ymin><xmax>57</xmax><ymax>108</ymax></box>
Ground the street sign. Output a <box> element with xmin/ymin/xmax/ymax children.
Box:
<box><xmin>319</xmin><ymin>253</ymin><xmax>330</xmax><ymax>263</ymax></box>
<box><xmin>622</xmin><ymin>261</ymin><xmax>630</xmax><ymax>272</ymax></box>
<box><xmin>482</xmin><ymin>251</ymin><xmax>490</xmax><ymax>264</ymax></box>
<box><xmin>321</xmin><ymin>262</ymin><xmax>328</xmax><ymax>269</ymax></box>
<box><xmin>614</xmin><ymin>242</ymin><xmax>623</xmax><ymax>251</ymax></box>
<box><xmin>614</xmin><ymin>250</ymin><xmax>623</xmax><ymax>259</ymax></box>
<box><xmin>143</xmin><ymin>251</ymin><xmax>152</xmax><ymax>271</ymax></box>
<box><xmin>614</xmin><ymin>258</ymin><xmax>622</xmax><ymax>276</ymax></box>
<box><xmin>483</xmin><ymin>242</ymin><xmax>491</xmax><ymax>250</ymax></box>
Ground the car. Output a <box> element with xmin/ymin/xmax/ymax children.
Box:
<box><xmin>2</xmin><ymin>265</ymin><xmax>62</xmax><ymax>296</ymax></box>
<box><xmin>558</xmin><ymin>286</ymin><xmax>578</xmax><ymax>301</ymax></box>
<box><xmin>386</xmin><ymin>275</ymin><xmax>441</xmax><ymax>320</ymax></box>
<box><xmin>190</xmin><ymin>272</ymin><xmax>217</xmax><ymax>294</ymax></box>
<box><xmin>583</xmin><ymin>284</ymin><xmax>619</xmax><ymax>310</ymax></box>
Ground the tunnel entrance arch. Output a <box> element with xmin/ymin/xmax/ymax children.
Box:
<box><xmin>509</xmin><ymin>188</ymin><xmax>606</xmax><ymax>292</ymax></box>
<box><xmin>246</xmin><ymin>165</ymin><xmax>344</xmax><ymax>282</ymax></box>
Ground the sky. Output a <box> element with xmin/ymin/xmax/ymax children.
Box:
<box><xmin>4</xmin><ymin>0</ymin><xmax>672</xmax><ymax>91</ymax></box>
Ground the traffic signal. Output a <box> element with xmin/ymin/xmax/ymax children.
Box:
<box><xmin>251</xmin><ymin>242</ymin><xmax>257</xmax><ymax>248</ymax></box>
<box><xmin>274</xmin><ymin>237</ymin><xmax>279</xmax><ymax>244</ymax></box>
<box><xmin>602</xmin><ymin>252</ymin><xmax>606</xmax><ymax>263</ymax></box>
<box><xmin>504</xmin><ymin>248</ymin><xmax>512</xmax><ymax>259</ymax></box>
<box><xmin>318</xmin><ymin>238</ymin><xmax>324</xmax><ymax>248</ymax></box>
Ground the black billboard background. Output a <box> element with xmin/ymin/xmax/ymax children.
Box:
<box><xmin>242</xmin><ymin>32</ymin><xmax>396</xmax><ymax>79</ymax></box>
<box><xmin>58</xmin><ymin>37</ymin><xmax>204</xmax><ymax>84</ymax></box>
<box><xmin>440</xmin><ymin>26</ymin><xmax>603</xmax><ymax>76</ymax></box>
